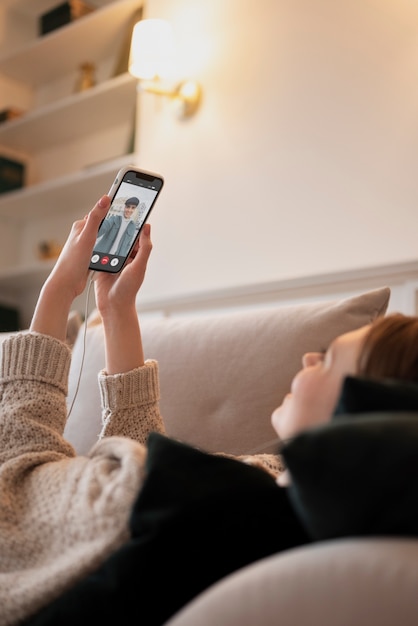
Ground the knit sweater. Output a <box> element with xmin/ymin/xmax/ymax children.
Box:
<box><xmin>0</xmin><ymin>332</ymin><xmax>283</xmax><ymax>626</ymax></box>
<box><xmin>0</xmin><ymin>332</ymin><xmax>163</xmax><ymax>626</ymax></box>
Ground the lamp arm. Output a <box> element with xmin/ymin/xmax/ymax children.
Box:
<box><xmin>138</xmin><ymin>79</ymin><xmax>202</xmax><ymax>118</ymax></box>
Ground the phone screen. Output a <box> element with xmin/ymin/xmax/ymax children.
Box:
<box><xmin>89</xmin><ymin>168</ymin><xmax>164</xmax><ymax>273</ymax></box>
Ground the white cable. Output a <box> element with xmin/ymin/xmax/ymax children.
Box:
<box><xmin>246</xmin><ymin>436</ymin><xmax>282</xmax><ymax>455</ymax></box>
<box><xmin>66</xmin><ymin>271</ymin><xmax>96</xmax><ymax>419</ymax></box>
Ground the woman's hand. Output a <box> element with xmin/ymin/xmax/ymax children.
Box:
<box><xmin>94</xmin><ymin>223</ymin><xmax>152</xmax><ymax>321</ymax></box>
<box><xmin>30</xmin><ymin>196</ymin><xmax>110</xmax><ymax>341</ymax></box>
<box><xmin>94</xmin><ymin>224</ymin><xmax>153</xmax><ymax>374</ymax></box>
<box><xmin>48</xmin><ymin>195</ymin><xmax>111</xmax><ymax>299</ymax></box>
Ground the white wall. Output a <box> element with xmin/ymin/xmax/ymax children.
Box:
<box><xmin>133</xmin><ymin>0</ymin><xmax>418</xmax><ymax>303</ymax></box>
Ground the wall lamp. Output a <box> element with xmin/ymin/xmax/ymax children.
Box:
<box><xmin>129</xmin><ymin>18</ymin><xmax>202</xmax><ymax>119</ymax></box>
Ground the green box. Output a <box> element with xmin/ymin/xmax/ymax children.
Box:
<box><xmin>39</xmin><ymin>1</ymin><xmax>95</xmax><ymax>36</ymax></box>
<box><xmin>0</xmin><ymin>305</ymin><xmax>20</xmax><ymax>331</ymax></box>
<box><xmin>0</xmin><ymin>156</ymin><xmax>25</xmax><ymax>194</ymax></box>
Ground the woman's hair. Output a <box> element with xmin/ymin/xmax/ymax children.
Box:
<box><xmin>357</xmin><ymin>313</ymin><xmax>418</xmax><ymax>382</ymax></box>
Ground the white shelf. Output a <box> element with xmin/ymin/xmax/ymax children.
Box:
<box><xmin>0</xmin><ymin>153</ymin><xmax>136</xmax><ymax>221</ymax></box>
<box><xmin>0</xmin><ymin>0</ymin><xmax>141</xmax><ymax>316</ymax></box>
<box><xmin>5</xmin><ymin>0</ymin><xmax>109</xmax><ymax>16</ymax></box>
<box><xmin>0</xmin><ymin>261</ymin><xmax>54</xmax><ymax>294</ymax></box>
<box><xmin>0</xmin><ymin>0</ymin><xmax>143</xmax><ymax>86</ymax></box>
<box><xmin>0</xmin><ymin>73</ymin><xmax>137</xmax><ymax>152</ymax></box>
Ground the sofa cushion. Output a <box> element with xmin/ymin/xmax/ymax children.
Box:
<box><xmin>64</xmin><ymin>287</ymin><xmax>390</xmax><ymax>455</ymax></box>
<box><xmin>281</xmin><ymin>410</ymin><xmax>418</xmax><ymax>540</ymax></box>
<box><xmin>164</xmin><ymin>539</ymin><xmax>418</xmax><ymax>626</ymax></box>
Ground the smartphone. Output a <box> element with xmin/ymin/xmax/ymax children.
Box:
<box><xmin>89</xmin><ymin>165</ymin><xmax>164</xmax><ymax>273</ymax></box>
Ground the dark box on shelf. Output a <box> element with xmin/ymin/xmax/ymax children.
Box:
<box><xmin>39</xmin><ymin>1</ymin><xmax>95</xmax><ymax>36</ymax></box>
<box><xmin>0</xmin><ymin>305</ymin><xmax>20</xmax><ymax>332</ymax></box>
<box><xmin>0</xmin><ymin>156</ymin><xmax>25</xmax><ymax>194</ymax></box>
<box><xmin>0</xmin><ymin>107</ymin><xmax>24</xmax><ymax>124</ymax></box>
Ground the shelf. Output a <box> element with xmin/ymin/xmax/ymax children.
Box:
<box><xmin>5</xmin><ymin>0</ymin><xmax>106</xmax><ymax>16</ymax></box>
<box><xmin>0</xmin><ymin>153</ymin><xmax>136</xmax><ymax>221</ymax></box>
<box><xmin>0</xmin><ymin>0</ymin><xmax>143</xmax><ymax>86</ymax></box>
<box><xmin>0</xmin><ymin>73</ymin><xmax>137</xmax><ymax>152</ymax></box>
<box><xmin>0</xmin><ymin>0</ymin><xmax>142</xmax><ymax>321</ymax></box>
<box><xmin>0</xmin><ymin>260</ymin><xmax>54</xmax><ymax>294</ymax></box>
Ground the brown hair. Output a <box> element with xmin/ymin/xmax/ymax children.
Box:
<box><xmin>357</xmin><ymin>313</ymin><xmax>418</xmax><ymax>382</ymax></box>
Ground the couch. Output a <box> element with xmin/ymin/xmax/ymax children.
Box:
<box><xmin>59</xmin><ymin>285</ymin><xmax>416</xmax><ymax>625</ymax></box>
<box><xmin>3</xmin><ymin>285</ymin><xmax>418</xmax><ymax>624</ymax></box>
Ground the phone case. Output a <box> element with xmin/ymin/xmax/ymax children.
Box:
<box><xmin>89</xmin><ymin>165</ymin><xmax>164</xmax><ymax>273</ymax></box>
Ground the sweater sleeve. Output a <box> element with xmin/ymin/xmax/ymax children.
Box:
<box><xmin>0</xmin><ymin>333</ymin><xmax>151</xmax><ymax>626</ymax></box>
<box><xmin>98</xmin><ymin>359</ymin><xmax>166</xmax><ymax>444</ymax></box>
<box><xmin>0</xmin><ymin>332</ymin><xmax>75</xmax><ymax>462</ymax></box>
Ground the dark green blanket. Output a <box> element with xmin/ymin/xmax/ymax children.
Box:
<box><xmin>25</xmin><ymin>433</ymin><xmax>308</xmax><ymax>626</ymax></box>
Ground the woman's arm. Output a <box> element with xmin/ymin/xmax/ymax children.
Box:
<box><xmin>0</xmin><ymin>195</ymin><xmax>112</xmax><ymax>460</ymax></box>
<box><xmin>27</xmin><ymin>198</ymin><xmax>163</xmax><ymax>444</ymax></box>
<box><xmin>92</xmin><ymin>223</ymin><xmax>166</xmax><ymax>440</ymax></box>
<box><xmin>30</xmin><ymin>195</ymin><xmax>111</xmax><ymax>341</ymax></box>
<box><xmin>1</xmin><ymin>192</ymin><xmax>161</xmax><ymax>458</ymax></box>
<box><xmin>93</xmin><ymin>224</ymin><xmax>153</xmax><ymax>375</ymax></box>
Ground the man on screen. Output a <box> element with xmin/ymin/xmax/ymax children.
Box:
<box><xmin>94</xmin><ymin>196</ymin><xmax>140</xmax><ymax>257</ymax></box>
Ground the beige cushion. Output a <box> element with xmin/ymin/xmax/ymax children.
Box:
<box><xmin>165</xmin><ymin>538</ymin><xmax>418</xmax><ymax>626</ymax></box>
<box><xmin>64</xmin><ymin>287</ymin><xmax>390</xmax><ymax>456</ymax></box>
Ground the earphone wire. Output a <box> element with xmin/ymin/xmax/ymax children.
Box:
<box><xmin>66</xmin><ymin>271</ymin><xmax>95</xmax><ymax>420</ymax></box>
<box><xmin>245</xmin><ymin>436</ymin><xmax>283</xmax><ymax>455</ymax></box>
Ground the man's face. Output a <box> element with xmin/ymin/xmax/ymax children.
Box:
<box><xmin>124</xmin><ymin>203</ymin><xmax>136</xmax><ymax>218</ymax></box>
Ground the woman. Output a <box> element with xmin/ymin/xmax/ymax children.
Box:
<box><xmin>0</xmin><ymin>196</ymin><xmax>416</xmax><ymax>626</ymax></box>
<box><xmin>273</xmin><ymin>314</ymin><xmax>418</xmax><ymax>444</ymax></box>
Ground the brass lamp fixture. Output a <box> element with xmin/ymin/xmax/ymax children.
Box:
<box><xmin>129</xmin><ymin>18</ymin><xmax>202</xmax><ymax>119</ymax></box>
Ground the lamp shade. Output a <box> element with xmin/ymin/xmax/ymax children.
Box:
<box><xmin>129</xmin><ymin>19</ymin><xmax>174</xmax><ymax>80</ymax></box>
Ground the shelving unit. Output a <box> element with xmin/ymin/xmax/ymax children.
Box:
<box><xmin>0</xmin><ymin>1</ymin><xmax>141</xmax><ymax>85</ymax></box>
<box><xmin>0</xmin><ymin>0</ymin><xmax>143</xmax><ymax>327</ymax></box>
<box><xmin>0</xmin><ymin>152</ymin><xmax>136</xmax><ymax>220</ymax></box>
<box><xmin>0</xmin><ymin>73</ymin><xmax>137</xmax><ymax>154</ymax></box>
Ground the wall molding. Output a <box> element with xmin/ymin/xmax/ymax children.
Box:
<box><xmin>137</xmin><ymin>259</ymin><xmax>418</xmax><ymax>317</ymax></box>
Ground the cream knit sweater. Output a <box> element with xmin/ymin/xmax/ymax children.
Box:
<box><xmin>0</xmin><ymin>332</ymin><xmax>164</xmax><ymax>626</ymax></box>
<box><xmin>0</xmin><ymin>332</ymin><xmax>283</xmax><ymax>626</ymax></box>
